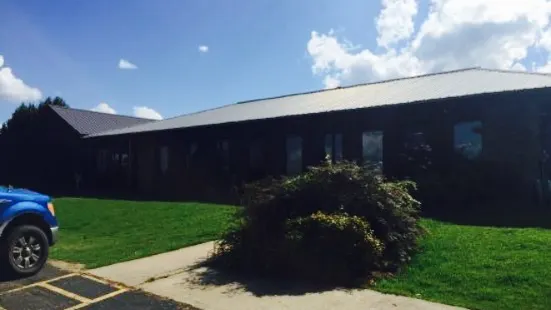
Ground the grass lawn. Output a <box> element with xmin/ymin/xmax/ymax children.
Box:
<box><xmin>374</xmin><ymin>219</ymin><xmax>551</xmax><ymax>310</ymax></box>
<box><xmin>50</xmin><ymin>198</ymin><xmax>237</xmax><ymax>268</ymax></box>
<box><xmin>48</xmin><ymin>198</ymin><xmax>551</xmax><ymax>310</ymax></box>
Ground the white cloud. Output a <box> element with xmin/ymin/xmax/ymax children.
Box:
<box><xmin>118</xmin><ymin>59</ymin><xmax>138</xmax><ymax>70</ymax></box>
<box><xmin>323</xmin><ymin>76</ymin><xmax>341</xmax><ymax>89</ymax></box>
<box><xmin>307</xmin><ymin>30</ymin><xmax>423</xmax><ymax>88</ymax></box>
<box><xmin>91</xmin><ymin>103</ymin><xmax>163</xmax><ymax>120</ymax></box>
<box><xmin>307</xmin><ymin>0</ymin><xmax>551</xmax><ymax>88</ymax></box>
<box><xmin>92</xmin><ymin>102</ymin><xmax>117</xmax><ymax>114</ymax></box>
<box><xmin>198</xmin><ymin>45</ymin><xmax>209</xmax><ymax>53</ymax></box>
<box><xmin>376</xmin><ymin>0</ymin><xmax>418</xmax><ymax>48</ymax></box>
<box><xmin>0</xmin><ymin>55</ymin><xmax>42</xmax><ymax>102</ymax></box>
<box><xmin>133</xmin><ymin>106</ymin><xmax>163</xmax><ymax>120</ymax></box>
<box><xmin>539</xmin><ymin>26</ymin><xmax>551</xmax><ymax>51</ymax></box>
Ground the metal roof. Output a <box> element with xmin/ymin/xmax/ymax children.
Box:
<box><xmin>86</xmin><ymin>68</ymin><xmax>551</xmax><ymax>138</ymax></box>
<box><xmin>49</xmin><ymin>105</ymin><xmax>154</xmax><ymax>135</ymax></box>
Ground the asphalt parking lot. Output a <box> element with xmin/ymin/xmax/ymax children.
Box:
<box><xmin>0</xmin><ymin>265</ymin><xmax>198</xmax><ymax>310</ymax></box>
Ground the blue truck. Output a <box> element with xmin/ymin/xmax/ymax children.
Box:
<box><xmin>0</xmin><ymin>186</ymin><xmax>58</xmax><ymax>276</ymax></box>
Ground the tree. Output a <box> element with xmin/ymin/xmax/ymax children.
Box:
<box><xmin>0</xmin><ymin>97</ymin><xmax>70</xmax><ymax>190</ymax></box>
<box><xmin>0</xmin><ymin>96</ymin><xmax>67</xmax><ymax>134</ymax></box>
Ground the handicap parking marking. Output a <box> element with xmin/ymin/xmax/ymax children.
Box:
<box><xmin>0</xmin><ymin>272</ymin><xmax>129</xmax><ymax>310</ymax></box>
<box><xmin>2</xmin><ymin>286</ymin><xmax>81</xmax><ymax>310</ymax></box>
<box><xmin>79</xmin><ymin>273</ymin><xmax>129</xmax><ymax>291</ymax></box>
<box><xmin>0</xmin><ymin>273</ymin><xmax>77</xmax><ymax>296</ymax></box>
<box><xmin>0</xmin><ymin>264</ymin><xmax>71</xmax><ymax>293</ymax></box>
<box><xmin>38</xmin><ymin>282</ymin><xmax>91</xmax><ymax>304</ymax></box>
<box><xmin>64</xmin><ymin>288</ymin><xmax>129</xmax><ymax>310</ymax></box>
<box><xmin>48</xmin><ymin>274</ymin><xmax>123</xmax><ymax>300</ymax></box>
<box><xmin>0</xmin><ymin>269</ymin><xmax>191</xmax><ymax>310</ymax></box>
<box><xmin>79</xmin><ymin>274</ymin><xmax>110</xmax><ymax>285</ymax></box>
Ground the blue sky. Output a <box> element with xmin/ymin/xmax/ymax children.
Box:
<box><xmin>0</xmin><ymin>0</ymin><xmax>381</xmax><ymax>122</ymax></box>
<box><xmin>2</xmin><ymin>0</ymin><xmax>551</xmax><ymax>124</ymax></box>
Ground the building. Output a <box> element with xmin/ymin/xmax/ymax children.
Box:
<box><xmin>0</xmin><ymin>105</ymin><xmax>154</xmax><ymax>195</ymax></box>
<box><xmin>84</xmin><ymin>68</ymin><xmax>551</xmax><ymax>209</ymax></box>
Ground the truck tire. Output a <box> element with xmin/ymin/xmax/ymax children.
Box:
<box><xmin>1</xmin><ymin>225</ymin><xmax>49</xmax><ymax>277</ymax></box>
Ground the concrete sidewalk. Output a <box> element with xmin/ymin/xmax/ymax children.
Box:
<box><xmin>91</xmin><ymin>242</ymin><xmax>215</xmax><ymax>287</ymax></box>
<box><xmin>90</xmin><ymin>242</ymin><xmax>467</xmax><ymax>310</ymax></box>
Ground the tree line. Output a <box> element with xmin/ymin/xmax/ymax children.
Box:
<box><xmin>0</xmin><ymin>97</ymin><xmax>74</xmax><ymax>193</ymax></box>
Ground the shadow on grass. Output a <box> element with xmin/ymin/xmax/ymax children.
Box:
<box><xmin>63</xmin><ymin>188</ymin><xmax>241</xmax><ymax>205</ymax></box>
<box><xmin>183</xmin><ymin>260</ymin><xmax>348</xmax><ymax>297</ymax></box>
<box><xmin>422</xmin><ymin>204</ymin><xmax>551</xmax><ymax>229</ymax></box>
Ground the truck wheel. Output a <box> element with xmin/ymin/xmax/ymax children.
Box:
<box><xmin>1</xmin><ymin>225</ymin><xmax>49</xmax><ymax>277</ymax></box>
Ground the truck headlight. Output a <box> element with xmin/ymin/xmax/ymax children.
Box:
<box><xmin>47</xmin><ymin>202</ymin><xmax>56</xmax><ymax>216</ymax></box>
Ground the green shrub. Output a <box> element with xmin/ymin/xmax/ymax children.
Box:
<box><xmin>284</xmin><ymin>211</ymin><xmax>383</xmax><ymax>284</ymax></box>
<box><xmin>209</xmin><ymin>160</ymin><xmax>423</xmax><ymax>285</ymax></box>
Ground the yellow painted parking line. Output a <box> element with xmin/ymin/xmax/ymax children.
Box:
<box><xmin>80</xmin><ymin>273</ymin><xmax>129</xmax><ymax>290</ymax></box>
<box><xmin>0</xmin><ymin>273</ymin><xmax>77</xmax><ymax>296</ymax></box>
<box><xmin>64</xmin><ymin>288</ymin><xmax>130</xmax><ymax>310</ymax></box>
<box><xmin>0</xmin><ymin>272</ymin><xmax>132</xmax><ymax>310</ymax></box>
<box><xmin>79</xmin><ymin>273</ymin><xmax>110</xmax><ymax>285</ymax></box>
<box><xmin>80</xmin><ymin>273</ymin><xmax>125</xmax><ymax>288</ymax></box>
<box><xmin>38</xmin><ymin>283</ymin><xmax>91</xmax><ymax>304</ymax></box>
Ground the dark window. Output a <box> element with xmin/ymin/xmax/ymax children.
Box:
<box><xmin>399</xmin><ymin>130</ymin><xmax>433</xmax><ymax>178</ymax></box>
<box><xmin>159</xmin><ymin>146</ymin><xmax>169</xmax><ymax>174</ymax></box>
<box><xmin>454</xmin><ymin>121</ymin><xmax>482</xmax><ymax>159</ymax></box>
<box><xmin>110</xmin><ymin>152</ymin><xmax>128</xmax><ymax>167</ymax></box>
<box><xmin>324</xmin><ymin>133</ymin><xmax>343</xmax><ymax>162</ymax></box>
<box><xmin>217</xmin><ymin>139</ymin><xmax>230</xmax><ymax>171</ymax></box>
<box><xmin>249</xmin><ymin>140</ymin><xmax>264</xmax><ymax>169</ymax></box>
<box><xmin>405</xmin><ymin>131</ymin><xmax>429</xmax><ymax>151</ymax></box>
<box><xmin>97</xmin><ymin>150</ymin><xmax>109</xmax><ymax>173</ymax></box>
<box><xmin>362</xmin><ymin>131</ymin><xmax>383</xmax><ymax>169</ymax></box>
<box><xmin>186</xmin><ymin>142</ymin><xmax>198</xmax><ymax>169</ymax></box>
<box><xmin>121</xmin><ymin>153</ymin><xmax>129</xmax><ymax>167</ymax></box>
<box><xmin>286</xmin><ymin>135</ymin><xmax>303</xmax><ymax>175</ymax></box>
